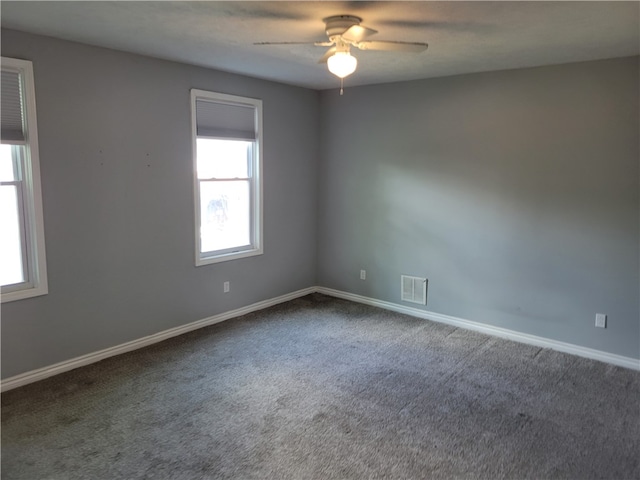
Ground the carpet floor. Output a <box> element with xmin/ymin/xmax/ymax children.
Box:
<box><xmin>2</xmin><ymin>293</ymin><xmax>639</xmax><ymax>479</ymax></box>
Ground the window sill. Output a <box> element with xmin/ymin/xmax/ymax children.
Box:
<box><xmin>196</xmin><ymin>247</ymin><xmax>263</xmax><ymax>266</ymax></box>
<box><xmin>1</xmin><ymin>283</ymin><xmax>48</xmax><ymax>303</ymax></box>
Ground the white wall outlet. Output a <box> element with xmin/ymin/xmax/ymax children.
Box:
<box><xmin>223</xmin><ymin>281</ymin><xmax>230</xmax><ymax>293</ymax></box>
<box><xmin>360</xmin><ymin>270</ymin><xmax>366</xmax><ymax>280</ymax></box>
<box><xmin>595</xmin><ymin>313</ymin><xmax>607</xmax><ymax>328</ymax></box>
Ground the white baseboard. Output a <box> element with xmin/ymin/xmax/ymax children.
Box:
<box><xmin>3</xmin><ymin>285</ymin><xmax>637</xmax><ymax>392</ymax></box>
<box><xmin>0</xmin><ymin>287</ymin><xmax>316</xmax><ymax>392</ymax></box>
<box><xmin>316</xmin><ymin>287</ymin><xmax>640</xmax><ymax>371</ymax></box>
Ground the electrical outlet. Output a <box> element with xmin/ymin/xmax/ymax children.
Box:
<box><xmin>595</xmin><ymin>313</ymin><xmax>606</xmax><ymax>328</ymax></box>
<box><xmin>224</xmin><ymin>281</ymin><xmax>230</xmax><ymax>293</ymax></box>
<box><xmin>360</xmin><ymin>270</ymin><xmax>366</xmax><ymax>280</ymax></box>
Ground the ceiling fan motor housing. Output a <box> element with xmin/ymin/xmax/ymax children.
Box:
<box><xmin>324</xmin><ymin>15</ymin><xmax>362</xmax><ymax>40</ymax></box>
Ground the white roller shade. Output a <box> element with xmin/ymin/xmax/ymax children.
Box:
<box><xmin>1</xmin><ymin>70</ymin><xmax>25</xmax><ymax>144</ymax></box>
<box><xmin>196</xmin><ymin>99</ymin><xmax>256</xmax><ymax>140</ymax></box>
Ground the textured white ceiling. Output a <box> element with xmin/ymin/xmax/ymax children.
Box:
<box><xmin>2</xmin><ymin>1</ymin><xmax>638</xmax><ymax>90</ymax></box>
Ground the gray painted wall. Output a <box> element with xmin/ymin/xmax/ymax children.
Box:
<box><xmin>318</xmin><ymin>56</ymin><xmax>639</xmax><ymax>359</ymax></box>
<box><xmin>2</xmin><ymin>28</ymin><xmax>638</xmax><ymax>380</ymax></box>
<box><xmin>1</xmin><ymin>29</ymin><xmax>319</xmax><ymax>378</ymax></box>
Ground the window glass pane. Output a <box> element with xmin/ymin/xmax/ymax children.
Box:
<box><xmin>0</xmin><ymin>144</ymin><xmax>16</xmax><ymax>182</ymax></box>
<box><xmin>200</xmin><ymin>180</ymin><xmax>250</xmax><ymax>253</ymax></box>
<box><xmin>0</xmin><ymin>185</ymin><xmax>25</xmax><ymax>286</ymax></box>
<box><xmin>197</xmin><ymin>138</ymin><xmax>249</xmax><ymax>179</ymax></box>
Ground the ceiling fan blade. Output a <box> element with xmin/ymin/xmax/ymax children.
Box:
<box><xmin>318</xmin><ymin>46</ymin><xmax>337</xmax><ymax>64</ymax></box>
<box><xmin>254</xmin><ymin>41</ymin><xmax>320</xmax><ymax>46</ymax></box>
<box><xmin>356</xmin><ymin>41</ymin><xmax>428</xmax><ymax>52</ymax></box>
<box><xmin>341</xmin><ymin>24</ymin><xmax>378</xmax><ymax>43</ymax></box>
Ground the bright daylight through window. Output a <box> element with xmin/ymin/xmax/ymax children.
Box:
<box><xmin>191</xmin><ymin>90</ymin><xmax>262</xmax><ymax>265</ymax></box>
<box><xmin>1</xmin><ymin>57</ymin><xmax>48</xmax><ymax>302</ymax></box>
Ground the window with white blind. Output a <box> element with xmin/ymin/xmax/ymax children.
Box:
<box><xmin>1</xmin><ymin>57</ymin><xmax>48</xmax><ymax>302</ymax></box>
<box><xmin>191</xmin><ymin>89</ymin><xmax>263</xmax><ymax>265</ymax></box>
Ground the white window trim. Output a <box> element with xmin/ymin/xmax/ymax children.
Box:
<box><xmin>190</xmin><ymin>89</ymin><xmax>263</xmax><ymax>266</ymax></box>
<box><xmin>1</xmin><ymin>57</ymin><xmax>48</xmax><ymax>303</ymax></box>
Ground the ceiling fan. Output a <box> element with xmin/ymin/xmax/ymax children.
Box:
<box><xmin>255</xmin><ymin>15</ymin><xmax>428</xmax><ymax>93</ymax></box>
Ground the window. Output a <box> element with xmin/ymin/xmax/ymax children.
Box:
<box><xmin>1</xmin><ymin>57</ymin><xmax>48</xmax><ymax>302</ymax></box>
<box><xmin>191</xmin><ymin>89</ymin><xmax>262</xmax><ymax>265</ymax></box>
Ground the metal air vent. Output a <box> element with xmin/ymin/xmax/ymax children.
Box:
<box><xmin>401</xmin><ymin>275</ymin><xmax>427</xmax><ymax>305</ymax></box>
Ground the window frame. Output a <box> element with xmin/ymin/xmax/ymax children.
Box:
<box><xmin>190</xmin><ymin>89</ymin><xmax>263</xmax><ymax>266</ymax></box>
<box><xmin>1</xmin><ymin>56</ymin><xmax>48</xmax><ymax>303</ymax></box>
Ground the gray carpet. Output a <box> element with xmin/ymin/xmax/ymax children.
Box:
<box><xmin>2</xmin><ymin>293</ymin><xmax>639</xmax><ymax>479</ymax></box>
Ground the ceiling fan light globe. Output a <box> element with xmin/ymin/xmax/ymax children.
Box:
<box><xmin>327</xmin><ymin>52</ymin><xmax>357</xmax><ymax>78</ymax></box>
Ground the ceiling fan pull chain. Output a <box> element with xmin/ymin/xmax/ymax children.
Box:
<box><xmin>340</xmin><ymin>77</ymin><xmax>344</xmax><ymax>96</ymax></box>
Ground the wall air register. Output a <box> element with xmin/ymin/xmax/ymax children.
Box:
<box><xmin>401</xmin><ymin>275</ymin><xmax>428</xmax><ymax>305</ymax></box>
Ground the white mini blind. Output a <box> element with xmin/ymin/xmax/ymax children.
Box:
<box><xmin>1</xmin><ymin>70</ymin><xmax>25</xmax><ymax>144</ymax></box>
<box><xmin>196</xmin><ymin>99</ymin><xmax>256</xmax><ymax>140</ymax></box>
